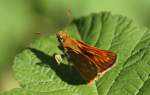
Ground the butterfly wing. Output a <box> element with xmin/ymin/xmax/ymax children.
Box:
<box><xmin>77</xmin><ymin>41</ymin><xmax>117</xmax><ymax>72</ymax></box>
<box><xmin>66</xmin><ymin>50</ymin><xmax>98</xmax><ymax>82</ymax></box>
<box><xmin>60</xmin><ymin>35</ymin><xmax>117</xmax><ymax>83</ymax></box>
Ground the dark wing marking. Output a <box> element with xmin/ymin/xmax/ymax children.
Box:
<box><xmin>66</xmin><ymin>50</ymin><xmax>98</xmax><ymax>82</ymax></box>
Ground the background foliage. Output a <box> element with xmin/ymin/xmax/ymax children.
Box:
<box><xmin>1</xmin><ymin>0</ymin><xmax>150</xmax><ymax>94</ymax></box>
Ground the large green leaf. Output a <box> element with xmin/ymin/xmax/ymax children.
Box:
<box><xmin>4</xmin><ymin>12</ymin><xmax>150</xmax><ymax>95</ymax></box>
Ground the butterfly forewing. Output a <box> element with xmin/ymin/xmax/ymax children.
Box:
<box><xmin>77</xmin><ymin>40</ymin><xmax>117</xmax><ymax>72</ymax></box>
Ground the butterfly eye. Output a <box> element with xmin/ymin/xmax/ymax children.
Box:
<box><xmin>56</xmin><ymin>32</ymin><xmax>68</xmax><ymax>43</ymax></box>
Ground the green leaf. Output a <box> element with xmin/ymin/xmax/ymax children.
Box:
<box><xmin>1</xmin><ymin>88</ymin><xmax>34</xmax><ymax>95</ymax></box>
<box><xmin>9</xmin><ymin>12</ymin><xmax>150</xmax><ymax>95</ymax></box>
<box><xmin>13</xmin><ymin>36</ymin><xmax>96</xmax><ymax>95</ymax></box>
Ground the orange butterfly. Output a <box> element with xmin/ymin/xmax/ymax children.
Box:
<box><xmin>56</xmin><ymin>31</ymin><xmax>117</xmax><ymax>84</ymax></box>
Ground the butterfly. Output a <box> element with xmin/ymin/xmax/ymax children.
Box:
<box><xmin>56</xmin><ymin>31</ymin><xmax>117</xmax><ymax>84</ymax></box>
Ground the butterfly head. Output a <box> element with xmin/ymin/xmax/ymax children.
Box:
<box><xmin>56</xmin><ymin>31</ymin><xmax>69</xmax><ymax>43</ymax></box>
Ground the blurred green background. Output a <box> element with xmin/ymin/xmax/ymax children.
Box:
<box><xmin>1</xmin><ymin>0</ymin><xmax>150</xmax><ymax>92</ymax></box>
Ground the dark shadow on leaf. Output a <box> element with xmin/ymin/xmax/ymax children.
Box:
<box><xmin>28</xmin><ymin>48</ymin><xmax>86</xmax><ymax>85</ymax></box>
